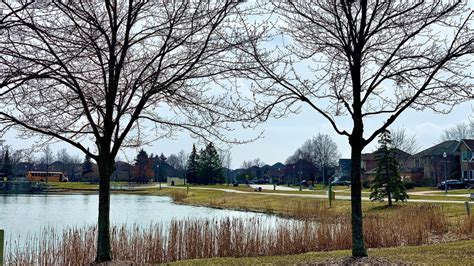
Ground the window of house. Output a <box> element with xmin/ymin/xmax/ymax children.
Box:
<box><xmin>461</xmin><ymin>151</ymin><xmax>471</xmax><ymax>161</ymax></box>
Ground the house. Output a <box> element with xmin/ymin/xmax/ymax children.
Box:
<box><xmin>361</xmin><ymin>148</ymin><xmax>412</xmax><ymax>181</ymax></box>
<box><xmin>337</xmin><ymin>159</ymin><xmax>351</xmax><ymax>180</ymax></box>
<box><xmin>455</xmin><ymin>139</ymin><xmax>474</xmax><ymax>181</ymax></box>
<box><xmin>407</xmin><ymin>140</ymin><xmax>460</xmax><ymax>185</ymax></box>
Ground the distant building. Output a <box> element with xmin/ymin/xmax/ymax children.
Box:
<box><xmin>455</xmin><ymin>139</ymin><xmax>474</xmax><ymax>181</ymax></box>
<box><xmin>337</xmin><ymin>159</ymin><xmax>351</xmax><ymax>180</ymax></box>
<box><xmin>407</xmin><ymin>140</ymin><xmax>459</xmax><ymax>185</ymax></box>
<box><xmin>361</xmin><ymin>148</ymin><xmax>413</xmax><ymax>181</ymax></box>
<box><xmin>167</xmin><ymin>177</ymin><xmax>185</xmax><ymax>186</ymax></box>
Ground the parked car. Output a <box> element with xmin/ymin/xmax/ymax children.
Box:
<box><xmin>463</xmin><ymin>179</ymin><xmax>474</xmax><ymax>185</ymax></box>
<box><xmin>331</xmin><ymin>180</ymin><xmax>351</xmax><ymax>186</ymax></box>
<box><xmin>436</xmin><ymin>179</ymin><xmax>470</xmax><ymax>190</ymax></box>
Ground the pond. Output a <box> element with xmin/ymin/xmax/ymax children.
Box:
<box><xmin>0</xmin><ymin>193</ymin><xmax>282</xmax><ymax>245</ymax></box>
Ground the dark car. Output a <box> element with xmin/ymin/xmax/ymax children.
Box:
<box><xmin>331</xmin><ymin>180</ymin><xmax>351</xmax><ymax>186</ymax></box>
<box><xmin>437</xmin><ymin>179</ymin><xmax>470</xmax><ymax>190</ymax></box>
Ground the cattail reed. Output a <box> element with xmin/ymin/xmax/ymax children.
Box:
<box><xmin>5</xmin><ymin>205</ymin><xmax>468</xmax><ymax>264</ymax></box>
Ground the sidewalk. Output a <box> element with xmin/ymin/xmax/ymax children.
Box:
<box><xmin>151</xmin><ymin>184</ymin><xmax>474</xmax><ymax>205</ymax></box>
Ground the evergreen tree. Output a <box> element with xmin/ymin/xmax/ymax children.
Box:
<box><xmin>197</xmin><ymin>143</ymin><xmax>224</xmax><ymax>184</ymax></box>
<box><xmin>82</xmin><ymin>154</ymin><xmax>93</xmax><ymax>175</ymax></box>
<box><xmin>370</xmin><ymin>130</ymin><xmax>408</xmax><ymax>206</ymax></box>
<box><xmin>186</xmin><ymin>144</ymin><xmax>199</xmax><ymax>184</ymax></box>
<box><xmin>134</xmin><ymin>149</ymin><xmax>152</xmax><ymax>183</ymax></box>
<box><xmin>3</xmin><ymin>149</ymin><xmax>13</xmax><ymax>179</ymax></box>
<box><xmin>157</xmin><ymin>153</ymin><xmax>167</xmax><ymax>182</ymax></box>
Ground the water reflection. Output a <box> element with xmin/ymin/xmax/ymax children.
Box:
<box><xmin>0</xmin><ymin>193</ymin><xmax>282</xmax><ymax>245</ymax></box>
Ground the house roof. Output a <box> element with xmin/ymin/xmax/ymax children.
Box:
<box><xmin>461</xmin><ymin>139</ymin><xmax>474</xmax><ymax>151</ymax></box>
<box><xmin>362</xmin><ymin>148</ymin><xmax>411</xmax><ymax>161</ymax></box>
<box><xmin>413</xmin><ymin>140</ymin><xmax>459</xmax><ymax>158</ymax></box>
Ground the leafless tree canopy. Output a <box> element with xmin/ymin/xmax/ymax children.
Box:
<box><xmin>0</xmin><ymin>1</ymin><xmax>259</xmax><ymax>261</ymax></box>
<box><xmin>240</xmin><ymin>158</ymin><xmax>265</xmax><ymax>169</ymax></box>
<box><xmin>243</xmin><ymin>1</ymin><xmax>473</xmax><ymax>144</ymax></box>
<box><xmin>287</xmin><ymin>133</ymin><xmax>340</xmax><ymax>168</ymax></box>
<box><xmin>0</xmin><ymin>1</ymin><xmax>257</xmax><ymax>160</ymax></box>
<box><xmin>239</xmin><ymin>0</ymin><xmax>473</xmax><ymax>257</ymax></box>
<box><xmin>439</xmin><ymin>119</ymin><xmax>474</xmax><ymax>141</ymax></box>
<box><xmin>388</xmin><ymin>128</ymin><xmax>420</xmax><ymax>155</ymax></box>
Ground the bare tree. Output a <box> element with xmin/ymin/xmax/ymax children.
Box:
<box><xmin>439</xmin><ymin>121</ymin><xmax>474</xmax><ymax>141</ymax></box>
<box><xmin>176</xmin><ymin>149</ymin><xmax>189</xmax><ymax>175</ymax></box>
<box><xmin>40</xmin><ymin>144</ymin><xmax>53</xmax><ymax>182</ymax></box>
<box><xmin>240</xmin><ymin>160</ymin><xmax>254</xmax><ymax>169</ymax></box>
<box><xmin>241</xmin><ymin>158</ymin><xmax>265</xmax><ymax>168</ymax></box>
<box><xmin>219</xmin><ymin>149</ymin><xmax>232</xmax><ymax>185</ymax></box>
<box><xmin>242</xmin><ymin>1</ymin><xmax>473</xmax><ymax>257</ymax></box>
<box><xmin>389</xmin><ymin>128</ymin><xmax>420</xmax><ymax>155</ymax></box>
<box><xmin>166</xmin><ymin>153</ymin><xmax>179</xmax><ymax>169</ymax></box>
<box><xmin>287</xmin><ymin>133</ymin><xmax>340</xmax><ymax>185</ymax></box>
<box><xmin>57</xmin><ymin>148</ymin><xmax>71</xmax><ymax>174</ymax></box>
<box><xmin>0</xmin><ymin>1</ymin><xmax>256</xmax><ymax>262</ymax></box>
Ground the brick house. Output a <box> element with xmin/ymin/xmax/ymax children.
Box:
<box><xmin>455</xmin><ymin>139</ymin><xmax>474</xmax><ymax>181</ymax></box>
<box><xmin>407</xmin><ymin>140</ymin><xmax>460</xmax><ymax>185</ymax></box>
<box><xmin>361</xmin><ymin>148</ymin><xmax>412</xmax><ymax>181</ymax></box>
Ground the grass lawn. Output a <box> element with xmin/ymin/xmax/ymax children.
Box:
<box><xmin>431</xmin><ymin>189</ymin><xmax>474</xmax><ymax>195</ymax></box>
<box><xmin>146</xmin><ymin>187</ymin><xmax>470</xmax><ymax>219</ymax></box>
<box><xmin>171</xmin><ymin>240</ymin><xmax>474</xmax><ymax>265</ymax></box>
<box><xmin>47</xmin><ymin>182</ymin><xmax>471</xmax><ymax>218</ymax></box>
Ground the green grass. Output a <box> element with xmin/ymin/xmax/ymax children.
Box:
<box><xmin>48</xmin><ymin>181</ymin><xmax>148</xmax><ymax>191</ymax></box>
<box><xmin>145</xmin><ymin>187</ymin><xmax>470</xmax><ymax>219</ymax></box>
<box><xmin>170</xmin><ymin>239</ymin><xmax>474</xmax><ymax>265</ymax></box>
<box><xmin>431</xmin><ymin>189</ymin><xmax>473</xmax><ymax>195</ymax></box>
<box><xmin>48</xmin><ymin>182</ymin><xmax>471</xmax><ymax>218</ymax></box>
<box><xmin>48</xmin><ymin>181</ymin><xmax>99</xmax><ymax>190</ymax></box>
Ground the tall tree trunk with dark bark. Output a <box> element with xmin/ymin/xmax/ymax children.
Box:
<box><xmin>96</xmin><ymin>152</ymin><xmax>115</xmax><ymax>262</ymax></box>
<box><xmin>349</xmin><ymin>132</ymin><xmax>368</xmax><ymax>257</ymax></box>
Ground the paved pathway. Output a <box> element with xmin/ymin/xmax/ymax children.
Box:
<box><xmin>150</xmin><ymin>184</ymin><xmax>473</xmax><ymax>205</ymax></box>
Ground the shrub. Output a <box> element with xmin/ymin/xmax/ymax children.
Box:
<box><xmin>403</xmin><ymin>180</ymin><xmax>416</xmax><ymax>190</ymax></box>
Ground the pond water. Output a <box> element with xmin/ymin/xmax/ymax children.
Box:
<box><xmin>0</xmin><ymin>193</ymin><xmax>282</xmax><ymax>244</ymax></box>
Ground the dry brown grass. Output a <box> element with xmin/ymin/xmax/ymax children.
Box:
<box><xmin>454</xmin><ymin>215</ymin><xmax>474</xmax><ymax>236</ymax></box>
<box><xmin>168</xmin><ymin>190</ymin><xmax>188</xmax><ymax>202</ymax></box>
<box><xmin>6</xmin><ymin>205</ymin><xmax>472</xmax><ymax>264</ymax></box>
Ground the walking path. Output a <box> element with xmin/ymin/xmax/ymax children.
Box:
<box><xmin>151</xmin><ymin>184</ymin><xmax>473</xmax><ymax>205</ymax></box>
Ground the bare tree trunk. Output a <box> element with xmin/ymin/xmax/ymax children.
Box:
<box><xmin>96</xmin><ymin>155</ymin><xmax>114</xmax><ymax>262</ymax></box>
<box><xmin>350</xmin><ymin>134</ymin><xmax>368</xmax><ymax>257</ymax></box>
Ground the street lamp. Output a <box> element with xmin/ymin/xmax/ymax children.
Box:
<box><xmin>292</xmin><ymin>165</ymin><xmax>295</xmax><ymax>187</ymax></box>
<box><xmin>442</xmin><ymin>152</ymin><xmax>448</xmax><ymax>193</ymax></box>
<box><xmin>298</xmin><ymin>170</ymin><xmax>303</xmax><ymax>191</ymax></box>
<box><xmin>156</xmin><ymin>165</ymin><xmax>161</xmax><ymax>190</ymax></box>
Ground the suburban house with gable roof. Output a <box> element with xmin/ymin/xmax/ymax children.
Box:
<box><xmin>406</xmin><ymin>140</ymin><xmax>460</xmax><ymax>185</ymax></box>
<box><xmin>455</xmin><ymin>139</ymin><xmax>474</xmax><ymax>181</ymax></box>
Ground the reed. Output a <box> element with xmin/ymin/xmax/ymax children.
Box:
<box><xmin>5</xmin><ymin>205</ymin><xmax>469</xmax><ymax>264</ymax></box>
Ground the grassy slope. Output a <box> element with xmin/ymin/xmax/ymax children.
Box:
<box><xmin>47</xmin><ymin>182</ymin><xmax>470</xmax><ymax>218</ymax></box>
<box><xmin>150</xmin><ymin>187</ymin><xmax>470</xmax><ymax>219</ymax></box>
<box><xmin>171</xmin><ymin>240</ymin><xmax>474</xmax><ymax>265</ymax></box>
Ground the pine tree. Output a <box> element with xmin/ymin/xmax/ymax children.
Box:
<box><xmin>370</xmin><ymin>130</ymin><xmax>408</xmax><ymax>206</ymax></box>
<box><xmin>82</xmin><ymin>154</ymin><xmax>93</xmax><ymax>175</ymax></box>
<box><xmin>186</xmin><ymin>144</ymin><xmax>199</xmax><ymax>184</ymax></box>
<box><xmin>134</xmin><ymin>149</ymin><xmax>151</xmax><ymax>183</ymax></box>
<box><xmin>157</xmin><ymin>153</ymin><xmax>167</xmax><ymax>182</ymax></box>
<box><xmin>197</xmin><ymin>143</ymin><xmax>224</xmax><ymax>184</ymax></box>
